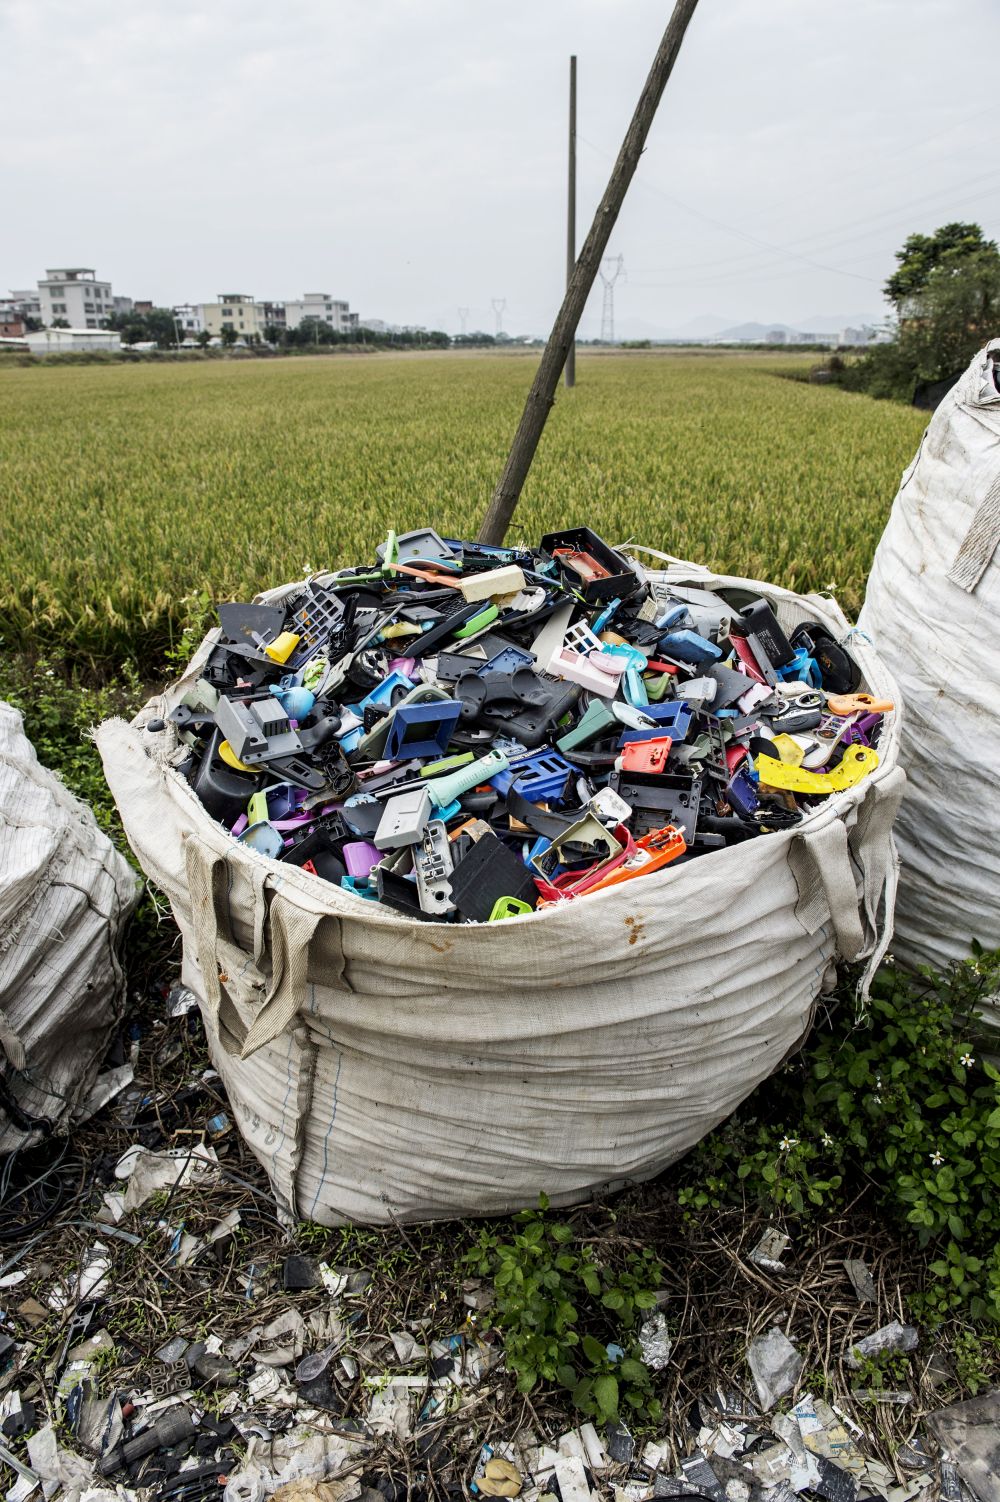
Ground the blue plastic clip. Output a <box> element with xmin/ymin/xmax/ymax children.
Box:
<box><xmin>489</xmin><ymin>749</ymin><xmax>575</xmax><ymax>802</ymax></box>
<box><xmin>618</xmin><ymin>700</ymin><xmax>693</xmax><ymax>744</ymax></box>
<box><xmin>659</xmin><ymin>630</ymin><xmax>722</xmax><ymax>664</ymax></box>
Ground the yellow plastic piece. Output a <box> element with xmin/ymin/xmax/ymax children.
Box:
<box><xmin>755</xmin><ymin>744</ymin><xmax>879</xmax><ymax>794</ymax></box>
<box><xmin>263</xmin><ymin>631</ymin><xmax>300</xmax><ymax>664</ymax></box>
<box><xmin>599</xmin><ymin>631</ymin><xmax>628</xmax><ymax>647</ymax></box>
<box><xmin>771</xmin><ymin>734</ymin><xmax>806</xmax><ymax>767</ymax></box>
<box><xmin>219</xmin><ymin>740</ymin><xmax>256</xmax><ymax>772</ymax></box>
<box><xmin>381</xmin><ymin>621</ymin><xmax>422</xmax><ymax>639</ymax></box>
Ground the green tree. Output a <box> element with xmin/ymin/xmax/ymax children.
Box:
<box><xmin>897</xmin><ymin>247</ymin><xmax>1000</xmax><ymax>381</ymax></box>
<box><xmin>196</xmin><ymin>330</ymin><xmax>211</xmax><ymax>348</ymax></box>
<box><xmin>24</xmin><ymin>315</ymin><xmax>43</xmax><ymax>332</ymax></box>
<box><xmin>219</xmin><ymin>325</ymin><xmax>238</xmax><ymax>347</ymax></box>
<box><xmin>144</xmin><ymin>308</ymin><xmax>180</xmax><ymax>349</ymax></box>
<box><xmin>885</xmin><ymin>222</ymin><xmax>998</xmax><ymax>311</ymax></box>
<box><xmin>50</xmin><ymin>318</ymin><xmax>70</xmax><ymax>329</ymax></box>
<box><xmin>263</xmin><ymin>322</ymin><xmax>284</xmax><ymax>344</ymax></box>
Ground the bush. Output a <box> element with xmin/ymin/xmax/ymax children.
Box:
<box><xmin>465</xmin><ymin>1195</ymin><xmax>663</xmax><ymax>1425</ymax></box>
<box><xmin>679</xmin><ymin>954</ymin><xmax>1000</xmax><ymax>1323</ymax></box>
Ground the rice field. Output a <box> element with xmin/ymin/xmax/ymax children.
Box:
<box><xmin>0</xmin><ymin>350</ymin><xmax>928</xmax><ymax>670</ymax></box>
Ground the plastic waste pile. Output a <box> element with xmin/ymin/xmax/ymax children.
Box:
<box><xmin>154</xmin><ymin>526</ymin><xmax>893</xmax><ymax>922</ymax></box>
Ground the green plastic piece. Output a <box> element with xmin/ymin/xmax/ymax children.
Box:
<box><xmin>454</xmin><ymin>604</ymin><xmax>499</xmax><ymax>638</ymax></box>
<box><xmin>381</xmin><ymin>529</ymin><xmax>398</xmax><ymax>573</ymax></box>
<box><xmin>557</xmin><ymin>698</ymin><xmax>618</xmax><ymax>752</ymax></box>
<box><xmin>420</xmin><ymin>751</ymin><xmax>475</xmax><ymax>778</ymax></box>
<box><xmin>644</xmin><ymin>671</ymin><xmax>671</xmax><ymax>702</ymax></box>
<box><xmin>489</xmin><ymin>897</ymin><xmax>533</xmax><ymax>921</ymax></box>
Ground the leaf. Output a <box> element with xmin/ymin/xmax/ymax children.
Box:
<box><xmin>557</xmin><ymin>1363</ymin><xmax>578</xmax><ymax>1390</ymax></box>
<box><xmin>581</xmin><ymin>1268</ymin><xmax>601</xmax><ymax>1297</ymax></box>
<box><xmin>582</xmin><ymin>1335</ymin><xmax>607</xmax><ymax>1366</ymax></box>
<box><xmin>885</xmin><ymin>1145</ymin><xmax>897</xmax><ymax>1167</ymax></box>
<box><xmin>515</xmin><ymin>1368</ymin><xmax>537</xmax><ymax>1393</ymax></box>
<box><xmin>594</xmin><ymin>1374</ymin><xmax>619</xmax><ymax>1420</ymax></box>
<box><xmin>634</xmin><ymin>1291</ymin><xmax>657</xmax><ymax>1309</ymax></box>
<box><xmin>618</xmin><ymin>1358</ymin><xmax>648</xmax><ymax>1381</ymax></box>
<box><xmin>602</xmin><ymin>1289</ymin><xmax>625</xmax><ymax>1311</ymax></box>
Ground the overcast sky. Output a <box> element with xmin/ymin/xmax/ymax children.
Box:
<box><xmin>3</xmin><ymin>0</ymin><xmax>998</xmax><ymax>337</ymax></box>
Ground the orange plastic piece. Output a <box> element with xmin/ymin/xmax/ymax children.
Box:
<box><xmin>582</xmin><ymin>824</ymin><xmax>686</xmax><ymax>895</ymax></box>
<box><xmin>620</xmin><ymin>736</ymin><xmax>672</xmax><ymax>774</ymax></box>
<box><xmin>826</xmin><ymin>692</ymin><xmax>894</xmax><ymax>716</ymax></box>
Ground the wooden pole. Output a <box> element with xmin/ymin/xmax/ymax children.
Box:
<box><xmin>564</xmin><ymin>54</ymin><xmax>577</xmax><ymax>390</ymax></box>
<box><xmin>477</xmin><ymin>0</ymin><xmax>701</xmax><ymax>546</ymax></box>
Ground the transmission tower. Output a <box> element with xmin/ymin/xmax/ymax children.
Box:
<box><xmin>598</xmin><ymin>255</ymin><xmax>624</xmax><ymax>343</ymax></box>
<box><xmin>492</xmin><ymin>298</ymin><xmax>507</xmax><ymax>337</ymax></box>
<box><xmin>457</xmin><ymin>307</ymin><xmax>470</xmax><ymax>336</ymax></box>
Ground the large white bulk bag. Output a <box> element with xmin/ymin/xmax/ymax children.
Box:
<box><xmin>859</xmin><ymin>342</ymin><xmax>1000</xmax><ymax>971</ymax></box>
<box><xmin>0</xmin><ymin>702</ymin><xmax>140</xmax><ymax>1152</ymax></box>
<box><xmin>97</xmin><ymin>556</ymin><xmax>903</xmax><ymax>1226</ymax></box>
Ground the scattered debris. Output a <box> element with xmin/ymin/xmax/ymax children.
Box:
<box><xmin>927</xmin><ymin>1391</ymin><xmax>1000</xmax><ymax>1502</ymax></box>
<box><xmin>749</xmin><ymin>1227</ymin><xmax>791</xmax><ymax>1273</ymax></box>
<box><xmin>748</xmin><ymin>1327</ymin><xmax>804</xmax><ymax>1408</ymax></box>
<box><xmin>638</xmin><ymin>1313</ymin><xmax>672</xmax><ymax>1371</ymax></box>
<box><xmin>842</xmin><ymin>1258</ymin><xmax>877</xmax><ymax>1304</ymax></box>
<box><xmin>843</xmin><ymin>1320</ymin><xmax>919</xmax><ymax>1369</ymax></box>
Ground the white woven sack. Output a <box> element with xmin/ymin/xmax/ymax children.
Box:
<box><xmin>97</xmin><ymin>557</ymin><xmax>903</xmax><ymax>1226</ymax></box>
<box><xmin>0</xmin><ymin>701</ymin><xmax>139</xmax><ymax>1151</ymax></box>
<box><xmin>860</xmin><ymin>342</ymin><xmax>1000</xmax><ymax>971</ymax></box>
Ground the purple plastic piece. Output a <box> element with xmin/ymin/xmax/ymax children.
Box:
<box><xmin>344</xmin><ymin>841</ymin><xmax>381</xmax><ymax>877</ymax></box>
<box><xmin>388</xmin><ymin>657</ymin><xmax>418</xmax><ymax>678</ymax></box>
<box><xmin>231</xmin><ymin>813</ymin><xmax>249</xmax><ymax>837</ymax></box>
<box><xmin>844</xmin><ymin>712</ymin><xmax>882</xmax><ymax>747</ymax></box>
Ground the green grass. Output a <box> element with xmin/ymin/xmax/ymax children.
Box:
<box><xmin>0</xmin><ymin>349</ymin><xmax>928</xmax><ymax>670</ymax></box>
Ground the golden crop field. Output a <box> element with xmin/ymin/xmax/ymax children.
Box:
<box><xmin>0</xmin><ymin>349</ymin><xmax>928</xmax><ymax>669</ymax></box>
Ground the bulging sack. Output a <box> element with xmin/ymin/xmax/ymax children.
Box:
<box><xmin>0</xmin><ymin>701</ymin><xmax>139</xmax><ymax>1152</ymax></box>
<box><xmin>98</xmin><ymin>556</ymin><xmax>903</xmax><ymax>1225</ymax></box>
<box><xmin>860</xmin><ymin>343</ymin><xmax>1000</xmax><ymax>971</ymax></box>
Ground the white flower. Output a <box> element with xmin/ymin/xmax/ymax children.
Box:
<box><xmin>930</xmin><ymin>1151</ymin><xmax>945</xmax><ymax>1167</ymax></box>
<box><xmin>821</xmin><ymin>1134</ymin><xmax>833</xmax><ymax>1148</ymax></box>
<box><xmin>960</xmin><ymin>1053</ymin><xmax>975</xmax><ymax>1068</ymax></box>
<box><xmin>779</xmin><ymin>1136</ymin><xmax>799</xmax><ymax>1151</ymax></box>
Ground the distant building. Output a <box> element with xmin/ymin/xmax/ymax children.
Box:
<box><xmin>37</xmin><ymin>268</ymin><xmax>118</xmax><ymax>329</ymax></box>
<box><xmin>260</xmin><ymin>301</ymin><xmax>287</xmax><ymax>332</ymax></box>
<box><xmin>0</xmin><ymin>312</ymin><xmax>25</xmax><ymax>337</ymax></box>
<box><xmin>281</xmin><ymin>293</ymin><xmax>355</xmax><ymax>334</ymax></box>
<box><xmin>132</xmin><ymin>300</ymin><xmax>154</xmax><ymax>315</ymax></box>
<box><xmin>25</xmin><ymin>327</ymin><xmax>122</xmax><ymax>355</ymax></box>
<box><xmin>202</xmin><ymin>294</ymin><xmax>263</xmax><ymax>338</ymax></box>
<box><xmin>837</xmin><ymin>326</ymin><xmax>871</xmax><ymax>347</ymax></box>
<box><xmin>6</xmin><ymin>289</ymin><xmax>42</xmax><ymax>324</ymax></box>
<box><xmin>173</xmin><ymin>303</ymin><xmax>205</xmax><ymax>335</ymax></box>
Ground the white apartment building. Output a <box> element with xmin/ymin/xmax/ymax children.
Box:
<box><xmin>173</xmin><ymin>303</ymin><xmax>205</xmax><ymax>335</ymax></box>
<box><xmin>202</xmin><ymin>294</ymin><xmax>263</xmax><ymax>338</ymax></box>
<box><xmin>37</xmin><ymin>268</ymin><xmax>117</xmax><ymax>328</ymax></box>
<box><xmin>281</xmin><ymin>293</ymin><xmax>356</xmax><ymax>334</ymax></box>
<box><xmin>7</xmin><ymin>289</ymin><xmax>42</xmax><ymax>323</ymax></box>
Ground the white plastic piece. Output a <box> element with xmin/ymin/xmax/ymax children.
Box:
<box><xmin>738</xmin><ymin>681</ymin><xmax>774</xmax><ymax>715</ymax></box>
<box><xmin>548</xmin><ymin>647</ymin><xmax>623</xmax><ymax>695</ymax></box>
<box><xmin>590</xmin><ymin>788</ymin><xmax>633</xmax><ymax>824</ymax></box>
<box><xmin>678</xmin><ymin>675</ymin><xmax>717</xmax><ymax>708</ymax></box>
<box><xmin>562</xmin><ymin>620</ymin><xmax>604</xmax><ymax>656</ymax></box>
<box><xmin>457</xmin><ymin>565</ymin><xmax>525</xmax><ymax>602</ymax></box>
<box><xmin>374</xmin><ymin>788</ymin><xmax>432</xmax><ymax>849</ymax></box>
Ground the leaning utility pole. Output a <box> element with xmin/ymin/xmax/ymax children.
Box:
<box><xmin>565</xmin><ymin>54</ymin><xmax>577</xmax><ymax>389</ymax></box>
<box><xmin>478</xmin><ymin>0</ymin><xmax>701</xmax><ymax>546</ymax></box>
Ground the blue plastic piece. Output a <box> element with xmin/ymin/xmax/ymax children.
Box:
<box><xmin>618</xmin><ymin>700</ymin><xmax>693</xmax><ymax>745</ymax></box>
<box><xmin>482</xmin><ymin>645</ymin><xmax>534</xmax><ymax>674</ymax></box>
<box><xmin>237</xmin><ymin>821</ymin><xmax>284</xmax><ymax>858</ymax></box>
<box><xmin>383</xmin><ymin>701</ymin><xmax>463</xmax><ymax>761</ymax></box>
<box><xmin>591</xmin><ymin>597</ymin><xmax>623</xmax><ymax>633</ymax></box>
<box><xmin>341</xmin><ymin>875</ymin><xmax>379</xmax><ymax>901</ymax></box>
<box><xmin>624</xmin><ymin>664</ymin><xmax>649</xmax><ymax>707</ymax></box>
<box><xmin>348</xmin><ymin>670</ymin><xmax>414</xmax><ymax>718</ymax></box>
<box><xmin>489</xmin><ymin>749</ymin><xmax>575</xmax><ymax>802</ymax></box>
<box><xmin>655</xmin><ymin>602</ymin><xmax>690</xmax><ymax>630</ymax></box>
<box><xmin>776</xmin><ymin>645</ymin><xmax>821</xmax><ymax>687</ymax></box>
<box><xmin>660</xmin><ymin>629</ymin><xmax>722</xmax><ymax>664</ymax></box>
<box><xmin>269</xmin><ymin>682</ymin><xmax>316</xmax><ymax>720</ymax></box>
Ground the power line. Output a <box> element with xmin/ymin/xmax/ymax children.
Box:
<box><xmin>491</xmin><ymin>297</ymin><xmax>506</xmax><ymax>336</ymax></box>
<box><xmin>457</xmin><ymin>307</ymin><xmax>470</xmax><ymax>335</ymax></box>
